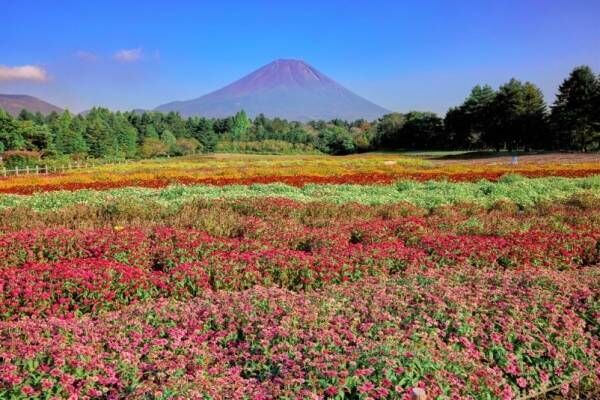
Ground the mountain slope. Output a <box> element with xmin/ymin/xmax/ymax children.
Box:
<box><xmin>156</xmin><ymin>59</ymin><xmax>389</xmax><ymax>121</ymax></box>
<box><xmin>0</xmin><ymin>94</ymin><xmax>63</xmax><ymax>116</ymax></box>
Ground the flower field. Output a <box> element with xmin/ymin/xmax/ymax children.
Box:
<box><xmin>1</xmin><ymin>153</ymin><xmax>600</xmax><ymax>195</ymax></box>
<box><xmin>0</xmin><ymin>154</ymin><xmax>599</xmax><ymax>399</ymax></box>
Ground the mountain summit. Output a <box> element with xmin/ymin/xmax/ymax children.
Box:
<box><xmin>156</xmin><ymin>59</ymin><xmax>389</xmax><ymax>121</ymax></box>
<box><xmin>0</xmin><ymin>94</ymin><xmax>63</xmax><ymax>116</ymax></box>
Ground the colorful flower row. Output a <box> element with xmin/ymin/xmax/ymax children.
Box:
<box><xmin>0</xmin><ymin>218</ymin><xmax>597</xmax><ymax>319</ymax></box>
<box><xmin>1</xmin><ymin>153</ymin><xmax>599</xmax><ymax>194</ymax></box>
<box><xmin>1</xmin><ymin>271</ymin><xmax>597</xmax><ymax>399</ymax></box>
<box><xmin>2</xmin><ymin>169</ymin><xmax>600</xmax><ymax>195</ymax></box>
<box><xmin>1</xmin><ymin>175</ymin><xmax>599</xmax><ymax>212</ymax></box>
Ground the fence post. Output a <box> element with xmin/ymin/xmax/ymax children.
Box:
<box><xmin>45</xmin><ymin>165</ymin><xmax>48</xmax><ymax>174</ymax></box>
<box><xmin>15</xmin><ymin>166</ymin><xmax>19</xmax><ymax>176</ymax></box>
<box><xmin>35</xmin><ymin>165</ymin><xmax>39</xmax><ymax>175</ymax></box>
<box><xmin>25</xmin><ymin>166</ymin><xmax>29</xmax><ymax>175</ymax></box>
<box><xmin>2</xmin><ymin>167</ymin><xmax>5</xmax><ymax>177</ymax></box>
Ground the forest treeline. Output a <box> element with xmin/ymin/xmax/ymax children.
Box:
<box><xmin>1</xmin><ymin>65</ymin><xmax>598</xmax><ymax>166</ymax></box>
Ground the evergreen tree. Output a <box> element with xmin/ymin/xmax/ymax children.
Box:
<box><xmin>520</xmin><ymin>82</ymin><xmax>548</xmax><ymax>150</ymax></box>
<box><xmin>316</xmin><ymin>126</ymin><xmax>356</xmax><ymax>154</ymax></box>
<box><xmin>160</xmin><ymin>129</ymin><xmax>177</xmax><ymax>154</ymax></box>
<box><xmin>144</xmin><ymin>125</ymin><xmax>159</xmax><ymax>140</ymax></box>
<box><xmin>52</xmin><ymin>111</ymin><xmax>88</xmax><ymax>155</ymax></box>
<box><xmin>17</xmin><ymin>109</ymin><xmax>35</xmax><ymax>121</ymax></box>
<box><xmin>112</xmin><ymin>113</ymin><xmax>138</xmax><ymax>158</ymax></box>
<box><xmin>85</xmin><ymin>109</ymin><xmax>117</xmax><ymax>157</ymax></box>
<box><xmin>551</xmin><ymin>65</ymin><xmax>600</xmax><ymax>151</ymax></box>
<box><xmin>190</xmin><ymin>118</ymin><xmax>217</xmax><ymax>152</ymax></box>
<box><xmin>0</xmin><ymin>109</ymin><xmax>25</xmax><ymax>150</ymax></box>
<box><xmin>444</xmin><ymin>107</ymin><xmax>472</xmax><ymax>148</ymax></box>
<box><xmin>373</xmin><ymin>113</ymin><xmax>406</xmax><ymax>148</ymax></box>
<box><xmin>462</xmin><ymin>85</ymin><xmax>496</xmax><ymax>147</ymax></box>
<box><xmin>231</xmin><ymin>110</ymin><xmax>250</xmax><ymax>140</ymax></box>
<box><xmin>16</xmin><ymin>120</ymin><xmax>53</xmax><ymax>152</ymax></box>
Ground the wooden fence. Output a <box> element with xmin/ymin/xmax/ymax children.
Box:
<box><xmin>0</xmin><ymin>160</ymin><xmax>129</xmax><ymax>178</ymax></box>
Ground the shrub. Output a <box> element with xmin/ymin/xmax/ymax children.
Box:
<box><xmin>1</xmin><ymin>150</ymin><xmax>41</xmax><ymax>169</ymax></box>
<box><xmin>174</xmin><ymin>137</ymin><xmax>202</xmax><ymax>155</ymax></box>
<box><xmin>216</xmin><ymin>140</ymin><xmax>318</xmax><ymax>154</ymax></box>
<box><xmin>140</xmin><ymin>138</ymin><xmax>169</xmax><ymax>158</ymax></box>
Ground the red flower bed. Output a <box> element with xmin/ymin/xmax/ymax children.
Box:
<box><xmin>2</xmin><ymin>168</ymin><xmax>600</xmax><ymax>194</ymax></box>
<box><xmin>0</xmin><ymin>201</ymin><xmax>598</xmax><ymax>398</ymax></box>
<box><xmin>0</xmin><ymin>271</ymin><xmax>597</xmax><ymax>399</ymax></box>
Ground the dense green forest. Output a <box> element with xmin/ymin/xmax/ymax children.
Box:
<box><xmin>1</xmin><ymin>65</ymin><xmax>599</xmax><ymax>166</ymax></box>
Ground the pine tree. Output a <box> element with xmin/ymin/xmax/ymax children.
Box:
<box><xmin>551</xmin><ymin>65</ymin><xmax>600</xmax><ymax>151</ymax></box>
<box><xmin>0</xmin><ymin>109</ymin><xmax>25</xmax><ymax>150</ymax></box>
<box><xmin>52</xmin><ymin>111</ymin><xmax>88</xmax><ymax>155</ymax></box>
<box><xmin>232</xmin><ymin>110</ymin><xmax>250</xmax><ymax>140</ymax></box>
<box><xmin>160</xmin><ymin>129</ymin><xmax>177</xmax><ymax>154</ymax></box>
<box><xmin>520</xmin><ymin>82</ymin><xmax>548</xmax><ymax>150</ymax></box>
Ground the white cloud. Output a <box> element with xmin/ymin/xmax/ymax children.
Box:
<box><xmin>0</xmin><ymin>65</ymin><xmax>48</xmax><ymax>82</ymax></box>
<box><xmin>113</xmin><ymin>48</ymin><xmax>143</xmax><ymax>62</ymax></box>
<box><xmin>75</xmin><ymin>51</ymin><xmax>98</xmax><ymax>62</ymax></box>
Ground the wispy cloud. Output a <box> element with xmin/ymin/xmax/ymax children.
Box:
<box><xmin>75</xmin><ymin>51</ymin><xmax>98</xmax><ymax>62</ymax></box>
<box><xmin>0</xmin><ymin>65</ymin><xmax>48</xmax><ymax>82</ymax></box>
<box><xmin>113</xmin><ymin>48</ymin><xmax>143</xmax><ymax>62</ymax></box>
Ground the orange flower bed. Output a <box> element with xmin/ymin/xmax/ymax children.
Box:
<box><xmin>0</xmin><ymin>153</ymin><xmax>599</xmax><ymax>194</ymax></box>
<box><xmin>1</xmin><ymin>169</ymin><xmax>600</xmax><ymax>195</ymax></box>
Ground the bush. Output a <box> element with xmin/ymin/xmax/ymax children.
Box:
<box><xmin>216</xmin><ymin>140</ymin><xmax>318</xmax><ymax>154</ymax></box>
<box><xmin>316</xmin><ymin>126</ymin><xmax>356</xmax><ymax>155</ymax></box>
<box><xmin>174</xmin><ymin>138</ymin><xmax>202</xmax><ymax>155</ymax></box>
<box><xmin>1</xmin><ymin>150</ymin><xmax>41</xmax><ymax>169</ymax></box>
<box><xmin>140</xmin><ymin>138</ymin><xmax>169</xmax><ymax>158</ymax></box>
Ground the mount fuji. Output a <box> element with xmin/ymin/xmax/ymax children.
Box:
<box><xmin>155</xmin><ymin>59</ymin><xmax>389</xmax><ymax>121</ymax></box>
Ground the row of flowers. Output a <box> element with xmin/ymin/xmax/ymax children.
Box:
<box><xmin>2</xmin><ymin>168</ymin><xmax>600</xmax><ymax>194</ymax></box>
<box><xmin>1</xmin><ymin>175</ymin><xmax>599</xmax><ymax>213</ymax></box>
<box><xmin>1</xmin><ymin>218</ymin><xmax>597</xmax><ymax>318</ymax></box>
<box><xmin>1</xmin><ymin>270</ymin><xmax>597</xmax><ymax>399</ymax></box>
<box><xmin>1</xmin><ymin>194</ymin><xmax>599</xmax><ymax>237</ymax></box>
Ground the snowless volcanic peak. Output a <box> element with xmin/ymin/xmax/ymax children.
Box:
<box><xmin>220</xmin><ymin>59</ymin><xmax>336</xmax><ymax>94</ymax></box>
<box><xmin>156</xmin><ymin>59</ymin><xmax>389</xmax><ymax>121</ymax></box>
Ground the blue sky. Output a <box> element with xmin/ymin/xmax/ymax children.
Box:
<box><xmin>2</xmin><ymin>0</ymin><xmax>599</xmax><ymax>114</ymax></box>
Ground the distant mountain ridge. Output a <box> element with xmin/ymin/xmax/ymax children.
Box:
<box><xmin>0</xmin><ymin>94</ymin><xmax>63</xmax><ymax>116</ymax></box>
<box><xmin>156</xmin><ymin>59</ymin><xmax>389</xmax><ymax>121</ymax></box>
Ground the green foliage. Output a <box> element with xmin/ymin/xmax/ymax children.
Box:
<box><xmin>485</xmin><ymin>79</ymin><xmax>548</xmax><ymax>151</ymax></box>
<box><xmin>1</xmin><ymin>150</ymin><xmax>41</xmax><ymax>169</ymax></box>
<box><xmin>317</xmin><ymin>126</ymin><xmax>356</xmax><ymax>154</ymax></box>
<box><xmin>446</xmin><ymin>80</ymin><xmax>549</xmax><ymax>151</ymax></box>
<box><xmin>231</xmin><ymin>110</ymin><xmax>250</xmax><ymax>140</ymax></box>
<box><xmin>447</xmin><ymin>85</ymin><xmax>497</xmax><ymax>149</ymax></box>
<box><xmin>2</xmin><ymin>175</ymin><xmax>598</xmax><ymax>212</ymax></box>
<box><xmin>190</xmin><ymin>118</ymin><xmax>217</xmax><ymax>152</ymax></box>
<box><xmin>140</xmin><ymin>138</ymin><xmax>169</xmax><ymax>158</ymax></box>
<box><xmin>0</xmin><ymin>108</ymin><xmax>25</xmax><ymax>150</ymax></box>
<box><xmin>551</xmin><ymin>65</ymin><xmax>600</xmax><ymax>151</ymax></box>
<box><xmin>174</xmin><ymin>137</ymin><xmax>202</xmax><ymax>155</ymax></box>
<box><xmin>51</xmin><ymin>111</ymin><xmax>88</xmax><ymax>155</ymax></box>
<box><xmin>216</xmin><ymin>140</ymin><xmax>318</xmax><ymax>154</ymax></box>
<box><xmin>160</xmin><ymin>129</ymin><xmax>177</xmax><ymax>154</ymax></box>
